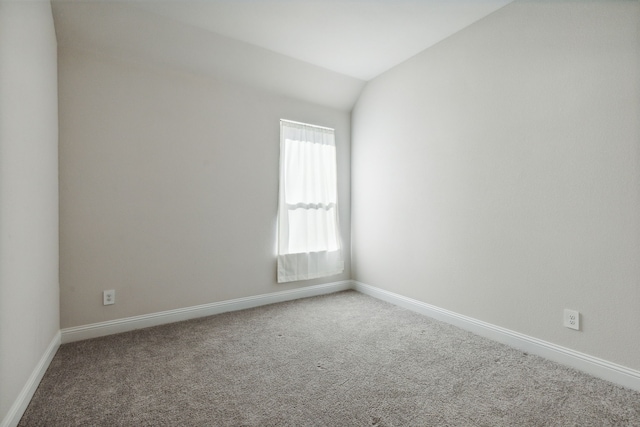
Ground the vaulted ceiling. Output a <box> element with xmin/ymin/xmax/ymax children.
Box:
<box><xmin>51</xmin><ymin>0</ymin><xmax>513</xmax><ymax>110</ymax></box>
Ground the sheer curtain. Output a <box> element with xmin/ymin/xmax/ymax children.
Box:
<box><xmin>277</xmin><ymin>120</ymin><xmax>344</xmax><ymax>283</ymax></box>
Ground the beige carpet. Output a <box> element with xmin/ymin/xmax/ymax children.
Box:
<box><xmin>20</xmin><ymin>291</ymin><xmax>640</xmax><ymax>426</ymax></box>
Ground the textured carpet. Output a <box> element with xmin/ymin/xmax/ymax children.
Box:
<box><xmin>20</xmin><ymin>291</ymin><xmax>640</xmax><ymax>426</ymax></box>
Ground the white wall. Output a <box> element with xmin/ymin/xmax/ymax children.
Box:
<box><xmin>58</xmin><ymin>48</ymin><xmax>351</xmax><ymax>328</ymax></box>
<box><xmin>0</xmin><ymin>1</ymin><xmax>60</xmax><ymax>422</ymax></box>
<box><xmin>51</xmin><ymin>1</ymin><xmax>365</xmax><ymax>112</ymax></box>
<box><xmin>352</xmin><ymin>1</ymin><xmax>640</xmax><ymax>370</ymax></box>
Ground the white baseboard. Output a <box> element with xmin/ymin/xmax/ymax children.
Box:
<box><xmin>56</xmin><ymin>279</ymin><xmax>640</xmax><ymax>393</ymax></box>
<box><xmin>353</xmin><ymin>281</ymin><xmax>640</xmax><ymax>392</ymax></box>
<box><xmin>1</xmin><ymin>332</ymin><xmax>60</xmax><ymax>427</ymax></box>
<box><xmin>61</xmin><ymin>280</ymin><xmax>352</xmax><ymax>344</ymax></box>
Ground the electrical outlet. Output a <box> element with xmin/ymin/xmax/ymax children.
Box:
<box><xmin>564</xmin><ymin>309</ymin><xmax>579</xmax><ymax>330</ymax></box>
<box><xmin>103</xmin><ymin>289</ymin><xmax>115</xmax><ymax>306</ymax></box>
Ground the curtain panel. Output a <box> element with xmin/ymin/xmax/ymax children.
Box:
<box><xmin>277</xmin><ymin>120</ymin><xmax>344</xmax><ymax>283</ymax></box>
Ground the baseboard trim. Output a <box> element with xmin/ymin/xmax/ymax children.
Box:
<box><xmin>1</xmin><ymin>332</ymin><xmax>60</xmax><ymax>427</ymax></box>
<box><xmin>353</xmin><ymin>281</ymin><xmax>640</xmax><ymax>392</ymax></box>
<box><xmin>61</xmin><ymin>281</ymin><xmax>352</xmax><ymax>344</ymax></box>
<box><xmin>56</xmin><ymin>279</ymin><xmax>640</xmax><ymax>392</ymax></box>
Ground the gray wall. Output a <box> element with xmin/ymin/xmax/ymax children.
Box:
<box><xmin>0</xmin><ymin>1</ymin><xmax>60</xmax><ymax>421</ymax></box>
<box><xmin>58</xmin><ymin>48</ymin><xmax>351</xmax><ymax>328</ymax></box>
<box><xmin>352</xmin><ymin>1</ymin><xmax>640</xmax><ymax>370</ymax></box>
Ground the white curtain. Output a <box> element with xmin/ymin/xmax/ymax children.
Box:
<box><xmin>277</xmin><ymin>120</ymin><xmax>344</xmax><ymax>283</ymax></box>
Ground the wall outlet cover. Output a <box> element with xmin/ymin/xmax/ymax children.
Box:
<box><xmin>564</xmin><ymin>308</ymin><xmax>579</xmax><ymax>330</ymax></box>
<box><xmin>103</xmin><ymin>289</ymin><xmax>115</xmax><ymax>306</ymax></box>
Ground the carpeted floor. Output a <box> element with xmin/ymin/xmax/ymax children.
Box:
<box><xmin>20</xmin><ymin>291</ymin><xmax>640</xmax><ymax>426</ymax></box>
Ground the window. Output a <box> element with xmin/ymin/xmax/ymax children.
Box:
<box><xmin>277</xmin><ymin>120</ymin><xmax>344</xmax><ymax>283</ymax></box>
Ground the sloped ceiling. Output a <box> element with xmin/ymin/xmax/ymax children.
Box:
<box><xmin>52</xmin><ymin>0</ymin><xmax>513</xmax><ymax>110</ymax></box>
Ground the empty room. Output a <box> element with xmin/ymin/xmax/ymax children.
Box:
<box><xmin>1</xmin><ymin>0</ymin><xmax>639</xmax><ymax>425</ymax></box>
